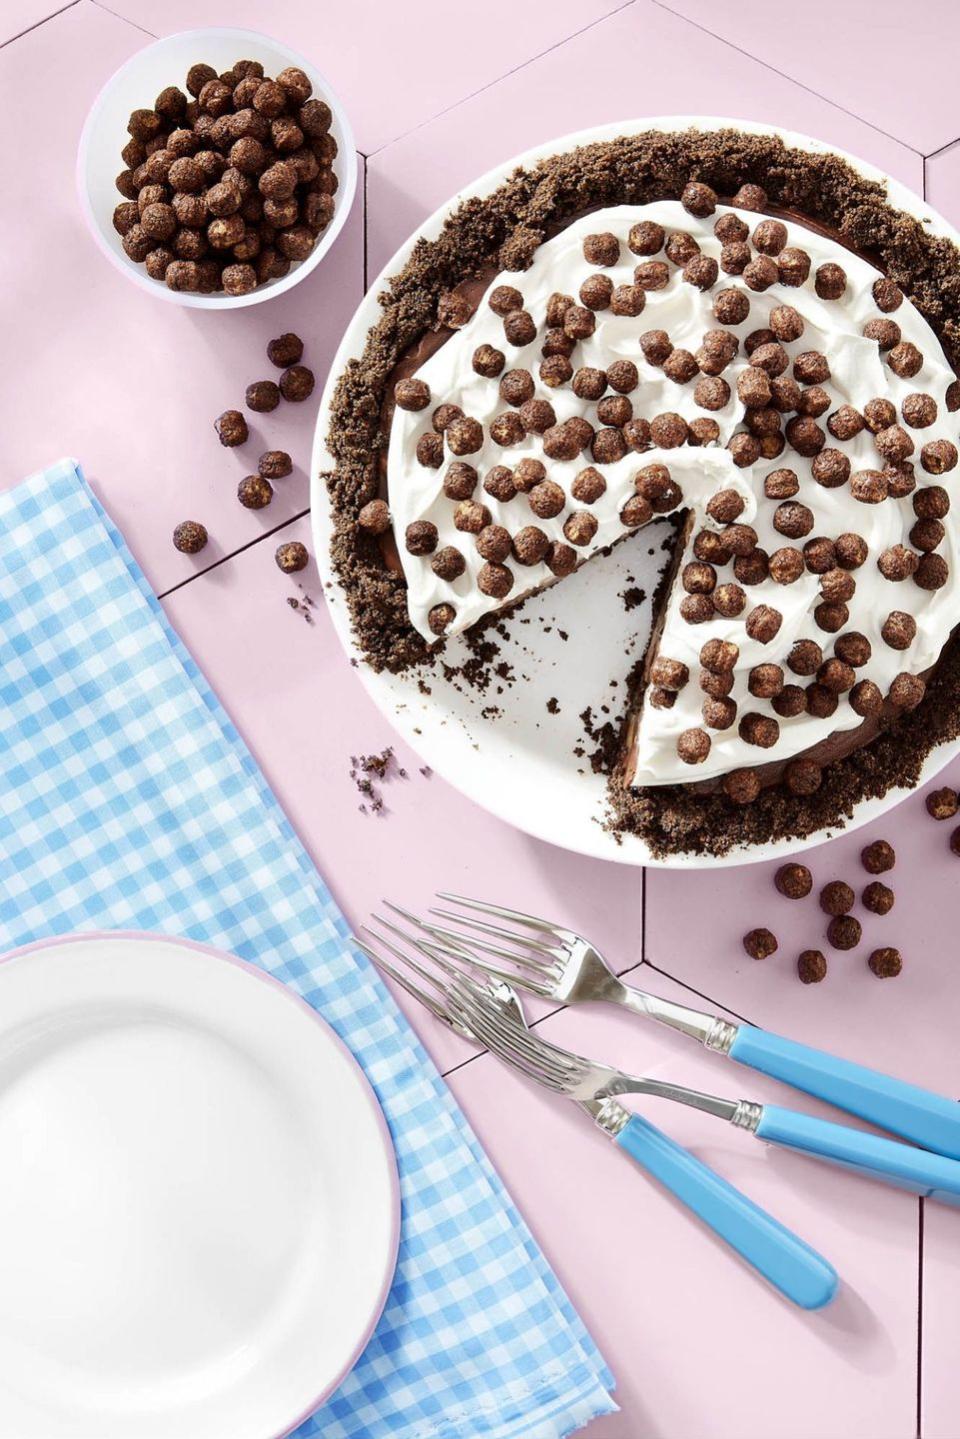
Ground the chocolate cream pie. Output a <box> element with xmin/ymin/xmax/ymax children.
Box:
<box><xmin>323</xmin><ymin>130</ymin><xmax>960</xmax><ymax>857</ymax></box>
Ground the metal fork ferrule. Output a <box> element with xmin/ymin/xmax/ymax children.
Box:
<box><xmin>730</xmin><ymin>1100</ymin><xmax>763</xmax><ymax>1132</ymax></box>
<box><xmin>593</xmin><ymin>1097</ymin><xmax>630</xmax><ymax>1138</ymax></box>
<box><xmin>703</xmin><ymin>1017</ymin><xmax>739</xmax><ymax>1055</ymax></box>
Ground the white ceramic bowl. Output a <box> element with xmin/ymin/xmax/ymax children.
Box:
<box><xmin>77</xmin><ymin>27</ymin><xmax>357</xmax><ymax>309</ymax></box>
<box><xmin>312</xmin><ymin>116</ymin><xmax>960</xmax><ymax>868</ymax></box>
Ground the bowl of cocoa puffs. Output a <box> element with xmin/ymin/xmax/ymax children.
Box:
<box><xmin>77</xmin><ymin>27</ymin><xmax>356</xmax><ymax>307</ymax></box>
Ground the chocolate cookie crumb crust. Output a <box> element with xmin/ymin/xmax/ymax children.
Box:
<box><xmin>322</xmin><ymin>127</ymin><xmax>960</xmax><ymax>858</ymax></box>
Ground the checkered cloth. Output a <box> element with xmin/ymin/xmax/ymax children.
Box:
<box><xmin>0</xmin><ymin>459</ymin><xmax>615</xmax><ymax>1439</ymax></box>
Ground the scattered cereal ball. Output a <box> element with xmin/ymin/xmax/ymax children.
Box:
<box><xmin>861</xmin><ymin>839</ymin><xmax>895</xmax><ymax>874</ymax></box>
<box><xmin>827</xmin><ymin>915</ymin><xmax>861</xmax><ymax>951</ymax></box>
<box><xmin>797</xmin><ymin>950</ymin><xmax>827</xmax><ymax>984</ymax></box>
<box><xmin>868</xmin><ymin>948</ymin><xmax>902</xmax><ymax>978</ymax></box>
<box><xmin>775</xmin><ymin>863</ymin><xmax>812</xmax><ymax>899</ymax></box>
<box><xmin>257</xmin><ymin>451</ymin><xmax>292</xmax><ymax>483</ymax></box>
<box><xmin>246</xmin><ymin>379</ymin><xmax>281</xmax><ymax>412</ymax></box>
<box><xmin>358</xmin><ymin>499</ymin><xmax>389</xmax><ymax>535</ymax></box>
<box><xmin>819</xmin><ymin>881</ymin><xmax>854</xmax><ymax>916</ymax></box>
<box><xmin>743</xmin><ymin>928</ymin><xmax>777</xmax><ymax>960</ymax></box>
<box><xmin>173</xmin><ymin>520</ymin><xmax>208</xmax><ymax>553</ymax></box>
<box><xmin>214</xmin><ymin>409</ymin><xmax>248</xmax><ymax>447</ymax></box>
<box><xmin>863</xmin><ymin>882</ymin><xmax>895</xmax><ymax>916</ymax></box>
<box><xmin>279</xmin><ymin>364</ymin><xmax>315</xmax><ymax>402</ymax></box>
<box><xmin>267</xmin><ymin>332</ymin><xmax>304</xmax><ymax>367</ymax></box>
<box><xmin>926</xmin><ymin>786</ymin><xmax>958</xmax><ymax>821</ymax></box>
<box><xmin>275</xmin><ymin>540</ymin><xmax>309</xmax><ymax>573</ymax></box>
<box><xmin>237</xmin><ymin>474</ymin><xmax>273</xmax><ymax>509</ymax></box>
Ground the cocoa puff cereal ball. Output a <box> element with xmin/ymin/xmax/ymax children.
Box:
<box><xmin>222</xmin><ymin>263</ymin><xmax>257</xmax><ymax>296</ymax></box>
<box><xmin>775</xmin><ymin>863</ymin><xmax>812</xmax><ymax>899</ymax></box>
<box><xmin>422</xmin><ymin>601</ymin><xmax>455</xmax><ymax>637</ymax></box>
<box><xmin>245</xmin><ymin>379</ymin><xmax>281</xmax><ymax>412</ymax></box>
<box><xmin>275</xmin><ymin>541</ymin><xmax>309</xmax><ymax>573</ymax></box>
<box><xmin>237</xmin><ymin>474</ymin><xmax>273</xmax><ymax>509</ymax></box>
<box><xmin>215</xmin><ymin>409</ymin><xmax>248</xmax><ymax>447</ymax></box>
<box><xmin>173</xmin><ymin>520</ymin><xmax>208</xmax><ymax>553</ymax></box>
<box><xmin>357</xmin><ymin>498</ymin><xmax>389</xmax><ymax>535</ymax></box>
<box><xmin>263</xmin><ymin>335</ymin><xmax>302</xmax><ymax>372</ymax></box>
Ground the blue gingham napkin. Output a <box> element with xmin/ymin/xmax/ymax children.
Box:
<box><xmin>0</xmin><ymin>459</ymin><xmax>615</xmax><ymax>1439</ymax></box>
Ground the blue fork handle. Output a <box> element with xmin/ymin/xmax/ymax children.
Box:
<box><xmin>756</xmin><ymin>1104</ymin><xmax>960</xmax><ymax>1203</ymax></box>
<box><xmin>729</xmin><ymin>1025</ymin><xmax>960</xmax><ymax>1159</ymax></box>
<box><xmin>614</xmin><ymin>1112</ymin><xmax>838</xmax><ymax>1309</ymax></box>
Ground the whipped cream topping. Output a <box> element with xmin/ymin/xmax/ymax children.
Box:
<box><xmin>387</xmin><ymin>201</ymin><xmax>959</xmax><ymax>787</ymax></box>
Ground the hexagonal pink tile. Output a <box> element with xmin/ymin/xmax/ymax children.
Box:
<box><xmin>94</xmin><ymin>0</ymin><xmax>630</xmax><ymax>154</ymax></box>
<box><xmin>655</xmin><ymin>0</ymin><xmax>958</xmax><ymax>156</ymax></box>
<box><xmin>366</xmin><ymin>0</ymin><xmax>923</xmax><ymax>281</ymax></box>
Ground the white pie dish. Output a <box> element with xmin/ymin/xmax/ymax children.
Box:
<box><xmin>311</xmin><ymin>115</ymin><xmax>960</xmax><ymax>868</ymax></box>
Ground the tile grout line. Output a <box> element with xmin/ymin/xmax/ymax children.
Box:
<box><xmin>88</xmin><ymin>0</ymin><xmax>156</xmax><ymax>38</ymax></box>
<box><xmin>365</xmin><ymin>0</ymin><xmax>638</xmax><ymax>160</ymax></box>
<box><xmin>0</xmin><ymin>0</ymin><xmax>79</xmax><ymax>49</ymax></box>
<box><xmin>156</xmin><ymin>506</ymin><xmax>310</xmax><ymax>599</ymax></box>
<box><xmin>916</xmin><ymin>1196</ymin><xmax>925</xmax><ymax>1439</ymax></box>
<box><xmin>649</xmin><ymin>0</ymin><xmax>926</xmax><ymax>163</ymax></box>
<box><xmin>362</xmin><ymin>153</ymin><xmax>369</xmax><ymax>293</ymax></box>
<box><xmin>924</xmin><ymin>136</ymin><xmax>960</xmax><ymax>164</ymax></box>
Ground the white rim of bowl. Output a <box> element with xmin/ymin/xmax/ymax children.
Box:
<box><xmin>76</xmin><ymin>26</ymin><xmax>358</xmax><ymax>310</ymax></box>
<box><xmin>311</xmin><ymin>114</ymin><xmax>960</xmax><ymax>868</ymax></box>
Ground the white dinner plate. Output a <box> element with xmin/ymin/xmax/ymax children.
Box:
<box><xmin>311</xmin><ymin>116</ymin><xmax>960</xmax><ymax>867</ymax></box>
<box><xmin>0</xmin><ymin>932</ymin><xmax>399</xmax><ymax>1439</ymax></box>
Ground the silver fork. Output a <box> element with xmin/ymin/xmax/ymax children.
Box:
<box><xmin>416</xmin><ymin>893</ymin><xmax>960</xmax><ymax>1162</ymax></box>
<box><xmin>355</xmin><ymin>912</ymin><xmax>839</xmax><ymax>1310</ymax></box>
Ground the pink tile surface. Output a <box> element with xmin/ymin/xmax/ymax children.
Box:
<box><xmin>920</xmin><ymin>1197</ymin><xmax>960</xmax><ymax>1439</ymax></box>
<box><xmin>926</xmin><ymin>142</ymin><xmax>960</xmax><ymax>227</ymax></box>
<box><xmin>645</xmin><ymin>772</ymin><xmax>960</xmax><ymax>1101</ymax></box>
<box><xmin>6</xmin><ymin>0</ymin><xmax>960</xmax><ymax>1433</ymax></box>
<box><xmin>92</xmin><ymin>0</ymin><xmax>629</xmax><ymax>154</ymax></box>
<box><xmin>655</xmin><ymin>0</ymin><xmax>960</xmax><ymax>156</ymax></box>
<box><xmin>0</xmin><ymin>2</ymin><xmax>364</xmax><ymax>598</ymax></box>
<box><xmin>0</xmin><ymin>0</ymin><xmax>71</xmax><ymax>46</ymax></box>
<box><xmin>161</xmin><ymin>516</ymin><xmax>645</xmax><ymax>1078</ymax></box>
<box><xmin>366</xmin><ymin>0</ymin><xmax>924</xmax><ymax>283</ymax></box>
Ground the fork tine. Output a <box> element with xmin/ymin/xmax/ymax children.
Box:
<box><xmin>383</xmin><ymin>915</ymin><xmax>556</xmax><ymax>1001</ymax></box>
<box><xmin>433</xmin><ymin>945</ymin><xmax>555</xmax><ymax>999</ymax></box>
<box><xmin>370</xmin><ymin>911</ymin><xmax>472</xmax><ymax>980</ymax></box>
<box><xmin>436</xmin><ymin>892</ymin><xmax>570</xmax><ymax>940</ymax></box>
<box><xmin>353</xmin><ymin>935</ymin><xmax>451</xmax><ymax>1028</ymax></box>
<box><xmin>429</xmin><ymin>907</ymin><xmax>562</xmax><ymax>962</ymax></box>
<box><xmin>448</xmin><ymin>985</ymin><xmax>581</xmax><ymax>1091</ymax></box>
<box><xmin>419</xmin><ymin>917</ymin><xmax>557</xmax><ymax>989</ymax></box>
<box><xmin>448</xmin><ymin>980</ymin><xmax>581</xmax><ymax>1077</ymax></box>
<box><xmin>359</xmin><ymin>921</ymin><xmax>450</xmax><ymax>1000</ymax></box>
